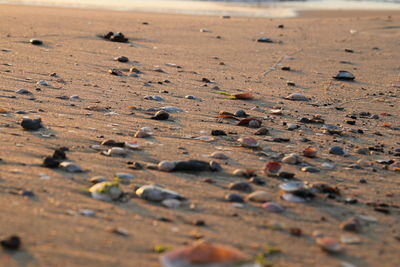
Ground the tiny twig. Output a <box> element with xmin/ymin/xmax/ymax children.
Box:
<box><xmin>262</xmin><ymin>48</ymin><xmax>303</xmax><ymax>76</ymax></box>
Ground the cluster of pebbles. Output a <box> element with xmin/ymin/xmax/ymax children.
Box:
<box><xmin>1</xmin><ymin>14</ymin><xmax>399</xmax><ymax>267</ymax></box>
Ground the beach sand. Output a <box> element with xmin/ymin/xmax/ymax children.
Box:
<box><xmin>0</xmin><ymin>4</ymin><xmax>399</xmax><ymax>266</ymax></box>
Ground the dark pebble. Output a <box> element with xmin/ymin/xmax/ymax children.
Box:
<box><xmin>21</xmin><ymin>118</ymin><xmax>43</xmax><ymax>131</ymax></box>
<box><xmin>257</xmin><ymin>37</ymin><xmax>273</xmax><ymax>43</ymax></box>
<box><xmin>1</xmin><ymin>235</ymin><xmax>21</xmax><ymax>251</ymax></box>
<box><xmin>225</xmin><ymin>193</ymin><xmax>244</xmax><ymax>203</ymax></box>
<box><xmin>30</xmin><ymin>39</ymin><xmax>43</xmax><ymax>45</ymax></box>
<box><xmin>249</xmin><ymin>177</ymin><xmax>265</xmax><ymax>185</ymax></box>
<box><xmin>329</xmin><ymin>146</ymin><xmax>345</xmax><ymax>156</ymax></box>
<box><xmin>228</xmin><ymin>182</ymin><xmax>253</xmax><ymax>193</ymax></box>
<box><xmin>42</xmin><ymin>156</ymin><xmax>60</xmax><ymax>168</ymax></box>
<box><xmin>234</xmin><ymin>110</ymin><xmax>247</xmax><ymax>117</ymax></box>
<box><xmin>278</xmin><ymin>171</ymin><xmax>295</xmax><ymax>179</ymax></box>
<box><xmin>211</xmin><ymin>130</ymin><xmax>227</xmax><ymax>136</ymax></box>
<box><xmin>151</xmin><ymin>110</ymin><xmax>169</xmax><ymax>120</ymax></box>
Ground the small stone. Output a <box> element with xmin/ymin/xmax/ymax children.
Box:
<box><xmin>301</xmin><ymin>166</ymin><xmax>320</xmax><ymax>173</ymax></box>
<box><xmin>249</xmin><ymin>177</ymin><xmax>265</xmax><ymax>185</ymax></box>
<box><xmin>136</xmin><ymin>185</ymin><xmax>184</xmax><ymax>202</ymax></box>
<box><xmin>114</xmin><ymin>56</ymin><xmax>129</xmax><ymax>62</ymax></box>
<box><xmin>333</xmin><ymin>70</ymin><xmax>355</xmax><ymax>81</ymax></box>
<box><xmin>210</xmin><ymin>152</ymin><xmax>229</xmax><ymax>160</ymax></box>
<box><xmin>103</xmin><ymin>147</ymin><xmax>126</xmax><ymax>156</ymax></box>
<box><xmin>228</xmin><ymin>182</ymin><xmax>253</xmax><ymax>193</ymax></box>
<box><xmin>151</xmin><ymin>110</ymin><xmax>169</xmax><ymax>120</ymax></box>
<box><xmin>59</xmin><ymin>162</ymin><xmax>84</xmax><ymax>173</ymax></box>
<box><xmin>287</xmin><ymin>81</ymin><xmax>296</xmax><ymax>87</ymax></box>
<box><xmin>1</xmin><ymin>235</ymin><xmax>21</xmax><ymax>250</ymax></box>
<box><xmin>89</xmin><ymin>176</ymin><xmax>108</xmax><ymax>184</ymax></box>
<box><xmin>238</xmin><ymin>136</ymin><xmax>259</xmax><ymax>148</ymax></box>
<box><xmin>37</xmin><ymin>80</ymin><xmax>49</xmax><ymax>86</ymax></box>
<box><xmin>281</xmin><ymin>66</ymin><xmax>291</xmax><ymax>71</ymax></box>
<box><xmin>211</xmin><ymin>130</ymin><xmax>227</xmax><ymax>136</ymax></box>
<box><xmin>248</xmin><ymin>120</ymin><xmax>261</xmax><ymax>128</ymax></box>
<box><xmin>329</xmin><ymin>146</ymin><xmax>345</xmax><ymax>156</ymax></box>
<box><xmin>264</xmin><ymin>161</ymin><xmax>281</xmax><ymax>175</ymax></box>
<box><xmin>21</xmin><ymin>118</ymin><xmax>43</xmax><ymax>131</ymax></box>
<box><xmin>158</xmin><ymin>161</ymin><xmax>177</xmax><ymax>172</ymax></box>
<box><xmin>16</xmin><ymin>89</ymin><xmax>33</xmax><ymax>95</ymax></box>
<box><xmin>30</xmin><ymin>39</ymin><xmax>43</xmax><ymax>45</ymax></box>
<box><xmin>254</xmin><ymin>127</ymin><xmax>269</xmax><ymax>135</ymax></box>
<box><xmin>162</xmin><ymin>199</ymin><xmax>181</xmax><ymax>209</ymax></box>
<box><xmin>101</xmin><ymin>140</ymin><xmax>125</xmax><ymax>147</ymax></box>
<box><xmin>246</xmin><ymin>191</ymin><xmax>269</xmax><ymax>202</ymax></box>
<box><xmin>225</xmin><ymin>193</ymin><xmax>244</xmax><ymax>203</ymax></box>
<box><xmin>257</xmin><ymin>37</ymin><xmax>273</xmax><ymax>43</ymax></box>
<box><xmin>108</xmin><ymin>69</ymin><xmax>123</xmax><ymax>76</ymax></box>
<box><xmin>80</xmin><ymin>209</ymin><xmax>96</xmax><ymax>217</ymax></box>
<box><xmin>42</xmin><ymin>156</ymin><xmax>60</xmax><ymax>168</ymax></box>
<box><xmin>285</xmin><ymin>93</ymin><xmax>309</xmax><ymax>101</ymax></box>
<box><xmin>278</xmin><ymin>171</ymin><xmax>295</xmax><ymax>179</ymax></box>
<box><xmin>134</xmin><ymin>128</ymin><xmax>152</xmax><ymax>138</ymax></box>
<box><xmin>69</xmin><ymin>95</ymin><xmax>81</xmax><ymax>101</ymax></box>
<box><xmin>287</xmin><ymin>123</ymin><xmax>299</xmax><ymax>131</ymax></box>
<box><xmin>234</xmin><ymin>110</ymin><xmax>247</xmax><ymax>117</ymax></box>
<box><xmin>282</xmin><ymin>153</ymin><xmax>301</xmax><ymax>164</ymax></box>
<box><xmin>109</xmin><ymin>227</ymin><xmax>129</xmax><ymax>237</ymax></box>
<box><xmin>316</xmin><ymin>237</ymin><xmax>342</xmax><ymax>253</ymax></box>
<box><xmin>262</xmin><ymin>202</ymin><xmax>284</xmax><ymax>213</ymax></box>
<box><xmin>340</xmin><ymin>218</ymin><xmax>362</xmax><ymax>232</ymax></box>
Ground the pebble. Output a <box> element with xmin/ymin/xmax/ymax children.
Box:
<box><xmin>144</xmin><ymin>95</ymin><xmax>165</xmax><ymax>101</ymax></box>
<box><xmin>210</xmin><ymin>152</ymin><xmax>229</xmax><ymax>159</ymax></box>
<box><xmin>234</xmin><ymin>110</ymin><xmax>247</xmax><ymax>117</ymax></box>
<box><xmin>282</xmin><ymin>153</ymin><xmax>301</xmax><ymax>165</ymax></box>
<box><xmin>59</xmin><ymin>162</ymin><xmax>84</xmax><ymax>173</ymax></box>
<box><xmin>103</xmin><ymin>147</ymin><xmax>126</xmax><ymax>156</ymax></box>
<box><xmin>301</xmin><ymin>166</ymin><xmax>320</xmax><ymax>173</ymax></box>
<box><xmin>136</xmin><ymin>185</ymin><xmax>184</xmax><ymax>202</ymax></box>
<box><xmin>246</xmin><ymin>191</ymin><xmax>269</xmax><ymax>202</ymax></box>
<box><xmin>16</xmin><ymin>89</ymin><xmax>33</xmax><ymax>95</ymax></box>
<box><xmin>249</xmin><ymin>177</ymin><xmax>265</xmax><ymax>185</ymax></box>
<box><xmin>211</xmin><ymin>130</ymin><xmax>227</xmax><ymax>136</ymax></box>
<box><xmin>37</xmin><ymin>80</ymin><xmax>49</xmax><ymax>86</ymax></box>
<box><xmin>329</xmin><ymin>146</ymin><xmax>346</xmax><ymax>156</ymax></box>
<box><xmin>334</xmin><ymin>70</ymin><xmax>355</xmax><ymax>81</ymax></box>
<box><xmin>257</xmin><ymin>37</ymin><xmax>273</xmax><ymax>43</ymax></box>
<box><xmin>303</xmin><ymin>147</ymin><xmax>317</xmax><ymax>158</ymax></box>
<box><xmin>114</xmin><ymin>56</ymin><xmax>129</xmax><ymax>62</ymax></box>
<box><xmin>287</xmin><ymin>123</ymin><xmax>299</xmax><ymax>131</ymax></box>
<box><xmin>21</xmin><ymin>118</ymin><xmax>43</xmax><ymax>131</ymax></box>
<box><xmin>1</xmin><ymin>235</ymin><xmax>21</xmax><ymax>250</ymax></box>
<box><xmin>316</xmin><ymin>237</ymin><xmax>342</xmax><ymax>253</ymax></box>
<box><xmin>264</xmin><ymin>161</ymin><xmax>281</xmax><ymax>175</ymax></box>
<box><xmin>30</xmin><ymin>39</ymin><xmax>43</xmax><ymax>45</ymax></box>
<box><xmin>285</xmin><ymin>93</ymin><xmax>309</xmax><ymax>101</ymax></box>
<box><xmin>151</xmin><ymin>110</ymin><xmax>169</xmax><ymax>120</ymax></box>
<box><xmin>229</xmin><ymin>182</ymin><xmax>253</xmax><ymax>193</ymax></box>
<box><xmin>89</xmin><ymin>181</ymin><xmax>122</xmax><ymax>202</ymax></box>
<box><xmin>158</xmin><ymin>161</ymin><xmax>177</xmax><ymax>172</ymax></box>
<box><xmin>102</xmin><ymin>31</ymin><xmax>128</xmax><ymax>43</ymax></box>
<box><xmin>340</xmin><ymin>218</ymin><xmax>362</xmax><ymax>232</ymax></box>
<box><xmin>237</xmin><ymin>136</ymin><xmax>259</xmax><ymax>148</ymax></box>
<box><xmin>161</xmin><ymin>106</ymin><xmax>185</xmax><ymax>113</ymax></box>
<box><xmin>135</xmin><ymin>128</ymin><xmax>152</xmax><ymax>138</ymax></box>
<box><xmin>224</xmin><ymin>193</ymin><xmax>244</xmax><ymax>203</ymax></box>
<box><xmin>254</xmin><ymin>127</ymin><xmax>269</xmax><ymax>135</ymax></box>
<box><xmin>69</xmin><ymin>95</ymin><xmax>81</xmax><ymax>101</ymax></box>
<box><xmin>262</xmin><ymin>202</ymin><xmax>284</xmax><ymax>213</ymax></box>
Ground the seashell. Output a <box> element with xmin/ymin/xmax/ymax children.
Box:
<box><xmin>101</xmin><ymin>140</ymin><xmax>125</xmax><ymax>147</ymax></box>
<box><xmin>340</xmin><ymin>218</ymin><xmax>362</xmax><ymax>232</ymax></box>
<box><xmin>114</xmin><ymin>56</ymin><xmax>129</xmax><ymax>62</ymax></box>
<box><xmin>237</xmin><ymin>118</ymin><xmax>261</xmax><ymax>127</ymax></box>
<box><xmin>303</xmin><ymin>147</ymin><xmax>317</xmax><ymax>158</ymax></box>
<box><xmin>69</xmin><ymin>95</ymin><xmax>81</xmax><ymax>101</ymax></box>
<box><xmin>282</xmin><ymin>153</ymin><xmax>301</xmax><ymax>164</ymax></box>
<box><xmin>136</xmin><ymin>185</ymin><xmax>184</xmax><ymax>202</ymax></box>
<box><xmin>89</xmin><ymin>181</ymin><xmax>122</xmax><ymax>202</ymax></box>
<box><xmin>301</xmin><ymin>166</ymin><xmax>320</xmax><ymax>173</ymax></box>
<box><xmin>284</xmin><ymin>93</ymin><xmax>309</xmax><ymax>101</ymax></box>
<box><xmin>333</xmin><ymin>70</ymin><xmax>355</xmax><ymax>81</ymax></box>
<box><xmin>108</xmin><ymin>69</ymin><xmax>123</xmax><ymax>76</ymax></box>
<box><xmin>160</xmin><ymin>241</ymin><xmax>252</xmax><ymax>267</ymax></box>
<box><xmin>158</xmin><ymin>161</ymin><xmax>177</xmax><ymax>172</ymax></box>
<box><xmin>135</xmin><ymin>129</ymin><xmax>152</xmax><ymax>138</ymax></box>
<box><xmin>316</xmin><ymin>237</ymin><xmax>342</xmax><ymax>253</ymax></box>
<box><xmin>257</xmin><ymin>37</ymin><xmax>273</xmax><ymax>43</ymax></box>
<box><xmin>232</xmin><ymin>169</ymin><xmax>256</xmax><ymax>178</ymax></box>
<box><xmin>279</xmin><ymin>181</ymin><xmax>305</xmax><ymax>192</ymax></box>
<box><xmin>228</xmin><ymin>182</ymin><xmax>253</xmax><ymax>193</ymax></box>
<box><xmin>162</xmin><ymin>199</ymin><xmax>181</xmax><ymax>209</ymax></box>
<box><xmin>262</xmin><ymin>202</ymin><xmax>284</xmax><ymax>213</ymax></box>
<box><xmin>144</xmin><ymin>95</ymin><xmax>165</xmax><ymax>101</ymax></box>
<box><xmin>194</xmin><ymin>136</ymin><xmax>214</xmax><ymax>142</ymax></box>
<box><xmin>321</xmin><ymin>162</ymin><xmax>335</xmax><ymax>169</ymax></box>
<box><xmin>59</xmin><ymin>162</ymin><xmax>84</xmax><ymax>173</ymax></box>
<box><xmin>246</xmin><ymin>191</ymin><xmax>269</xmax><ymax>203</ymax></box>
<box><xmin>238</xmin><ymin>136</ymin><xmax>259</xmax><ymax>148</ymax></box>
<box><xmin>263</xmin><ymin>161</ymin><xmax>281</xmax><ymax>175</ymax></box>
<box><xmin>210</xmin><ymin>152</ymin><xmax>229</xmax><ymax>160</ymax></box>
<box><xmin>16</xmin><ymin>89</ymin><xmax>33</xmax><ymax>95</ymax></box>
<box><xmin>37</xmin><ymin>80</ymin><xmax>49</xmax><ymax>86</ymax></box>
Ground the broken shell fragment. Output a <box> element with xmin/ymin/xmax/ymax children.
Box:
<box><xmin>59</xmin><ymin>162</ymin><xmax>84</xmax><ymax>173</ymax></box>
<box><xmin>246</xmin><ymin>191</ymin><xmax>269</xmax><ymax>203</ymax></box>
<box><xmin>285</xmin><ymin>93</ymin><xmax>309</xmax><ymax>101</ymax></box>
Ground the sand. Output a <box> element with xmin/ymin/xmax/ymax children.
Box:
<box><xmin>0</xmin><ymin>4</ymin><xmax>399</xmax><ymax>267</ymax></box>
